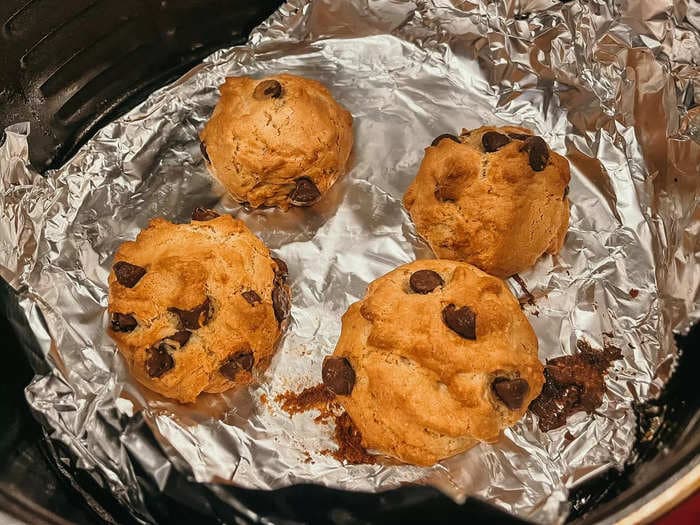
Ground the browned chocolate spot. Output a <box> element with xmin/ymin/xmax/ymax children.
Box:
<box><xmin>529</xmin><ymin>340</ymin><xmax>622</xmax><ymax>431</ymax></box>
<box><xmin>146</xmin><ymin>344</ymin><xmax>174</xmax><ymax>378</ymax></box>
<box><xmin>168</xmin><ymin>297</ymin><xmax>212</xmax><ymax>329</ymax></box>
<box><xmin>220</xmin><ymin>349</ymin><xmax>255</xmax><ymax>380</ymax></box>
<box><xmin>431</xmin><ymin>134</ymin><xmax>460</xmax><ymax>147</ymax></box>
<box><xmin>409</xmin><ymin>270</ymin><xmax>444</xmax><ymax>294</ymax></box>
<box><xmin>242</xmin><ymin>290</ymin><xmax>262</xmax><ymax>305</ymax></box>
<box><xmin>289</xmin><ymin>177</ymin><xmax>321</xmax><ymax>206</ymax></box>
<box><xmin>482</xmin><ymin>131</ymin><xmax>511</xmax><ymax>152</ymax></box>
<box><xmin>191</xmin><ymin>207</ymin><xmax>220</xmax><ymax>221</ymax></box>
<box><xmin>165</xmin><ymin>330</ymin><xmax>191</xmax><ymax>347</ymax></box>
<box><xmin>113</xmin><ymin>261</ymin><xmax>146</xmax><ymax>288</ymax></box>
<box><xmin>492</xmin><ymin>377</ymin><xmax>530</xmax><ymax>409</ymax></box>
<box><xmin>253</xmin><ymin>79</ymin><xmax>282</xmax><ymax>100</ymax></box>
<box><xmin>111</xmin><ymin>313</ymin><xmax>137</xmax><ymax>332</ymax></box>
<box><xmin>520</xmin><ymin>136</ymin><xmax>550</xmax><ymax>171</ymax></box>
<box><xmin>272</xmin><ymin>257</ymin><xmax>288</xmax><ymax>282</ymax></box>
<box><xmin>322</xmin><ymin>356</ymin><xmax>355</xmax><ymax>395</ymax></box>
<box><xmin>272</xmin><ymin>284</ymin><xmax>291</xmax><ymax>323</ymax></box>
<box><xmin>199</xmin><ymin>141</ymin><xmax>210</xmax><ymax>163</ymax></box>
<box><xmin>442</xmin><ymin>304</ymin><xmax>477</xmax><ymax>339</ymax></box>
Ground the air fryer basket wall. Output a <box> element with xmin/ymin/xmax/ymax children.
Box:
<box><xmin>0</xmin><ymin>1</ymin><xmax>697</xmax><ymax>523</ymax></box>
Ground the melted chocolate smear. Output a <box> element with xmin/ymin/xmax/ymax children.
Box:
<box><xmin>520</xmin><ymin>136</ymin><xmax>550</xmax><ymax>171</ymax></box>
<box><xmin>220</xmin><ymin>349</ymin><xmax>255</xmax><ymax>380</ymax></box>
<box><xmin>529</xmin><ymin>339</ymin><xmax>622</xmax><ymax>432</ymax></box>
<box><xmin>166</xmin><ymin>330</ymin><xmax>191</xmax><ymax>347</ymax></box>
<box><xmin>168</xmin><ymin>297</ymin><xmax>212</xmax><ymax>329</ymax></box>
<box><xmin>482</xmin><ymin>131</ymin><xmax>511</xmax><ymax>152</ymax></box>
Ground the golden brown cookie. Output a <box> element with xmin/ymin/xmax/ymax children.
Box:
<box><xmin>322</xmin><ymin>260</ymin><xmax>543</xmax><ymax>466</ymax></box>
<box><xmin>199</xmin><ymin>74</ymin><xmax>354</xmax><ymax>210</ymax></box>
<box><xmin>107</xmin><ymin>209</ymin><xmax>290</xmax><ymax>403</ymax></box>
<box><xmin>403</xmin><ymin>126</ymin><xmax>570</xmax><ymax>278</ymax></box>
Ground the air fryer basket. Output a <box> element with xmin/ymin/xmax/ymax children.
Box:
<box><xmin>0</xmin><ymin>1</ymin><xmax>697</xmax><ymax>523</ymax></box>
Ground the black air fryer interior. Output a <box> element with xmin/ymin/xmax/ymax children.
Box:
<box><xmin>0</xmin><ymin>1</ymin><xmax>698</xmax><ymax>524</ymax></box>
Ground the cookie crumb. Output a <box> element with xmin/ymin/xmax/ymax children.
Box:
<box><xmin>629</xmin><ymin>288</ymin><xmax>639</xmax><ymax>298</ymax></box>
<box><xmin>328</xmin><ymin>413</ymin><xmax>376</xmax><ymax>465</ymax></box>
<box><xmin>276</xmin><ymin>384</ymin><xmax>335</xmax><ymax>416</ymax></box>
<box><xmin>259</xmin><ymin>393</ymin><xmax>268</xmax><ymax>406</ymax></box>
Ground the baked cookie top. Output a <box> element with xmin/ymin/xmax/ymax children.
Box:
<box><xmin>107</xmin><ymin>209</ymin><xmax>290</xmax><ymax>403</ymax></box>
<box><xmin>200</xmin><ymin>73</ymin><xmax>354</xmax><ymax>210</ymax></box>
<box><xmin>323</xmin><ymin>259</ymin><xmax>543</xmax><ymax>466</ymax></box>
<box><xmin>403</xmin><ymin>126</ymin><xmax>570</xmax><ymax>278</ymax></box>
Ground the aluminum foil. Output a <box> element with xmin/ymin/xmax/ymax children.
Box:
<box><xmin>0</xmin><ymin>0</ymin><xmax>698</xmax><ymax>523</ymax></box>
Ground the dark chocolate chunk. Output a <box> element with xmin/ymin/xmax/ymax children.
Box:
<box><xmin>219</xmin><ymin>349</ymin><xmax>255</xmax><ymax>380</ymax></box>
<box><xmin>272</xmin><ymin>284</ymin><xmax>291</xmax><ymax>323</ymax></box>
<box><xmin>322</xmin><ymin>356</ymin><xmax>355</xmax><ymax>396</ymax></box>
<box><xmin>191</xmin><ymin>207</ymin><xmax>220</xmax><ymax>221</ymax></box>
<box><xmin>146</xmin><ymin>345</ymin><xmax>174</xmax><ymax>378</ymax></box>
<box><xmin>168</xmin><ymin>297</ymin><xmax>212</xmax><ymax>329</ymax></box>
<box><xmin>242</xmin><ymin>290</ymin><xmax>262</xmax><ymax>305</ymax></box>
<box><xmin>289</xmin><ymin>177</ymin><xmax>321</xmax><ymax>206</ymax></box>
<box><xmin>113</xmin><ymin>261</ymin><xmax>146</xmax><ymax>288</ymax></box>
<box><xmin>200</xmin><ymin>141</ymin><xmax>210</xmax><ymax>163</ymax></box>
<box><xmin>272</xmin><ymin>257</ymin><xmax>288</xmax><ymax>282</ymax></box>
<box><xmin>481</xmin><ymin>131</ymin><xmax>511</xmax><ymax>152</ymax></box>
<box><xmin>492</xmin><ymin>377</ymin><xmax>530</xmax><ymax>409</ymax></box>
<box><xmin>520</xmin><ymin>136</ymin><xmax>550</xmax><ymax>171</ymax></box>
<box><xmin>253</xmin><ymin>79</ymin><xmax>282</xmax><ymax>100</ymax></box>
<box><xmin>165</xmin><ymin>330</ymin><xmax>191</xmax><ymax>347</ymax></box>
<box><xmin>442</xmin><ymin>304</ymin><xmax>477</xmax><ymax>339</ymax></box>
<box><xmin>431</xmin><ymin>134</ymin><xmax>461</xmax><ymax>147</ymax></box>
<box><xmin>409</xmin><ymin>270</ymin><xmax>444</xmax><ymax>294</ymax></box>
<box><xmin>111</xmin><ymin>313</ymin><xmax>137</xmax><ymax>332</ymax></box>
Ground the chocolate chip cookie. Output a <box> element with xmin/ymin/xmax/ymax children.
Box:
<box><xmin>404</xmin><ymin>126</ymin><xmax>570</xmax><ymax>278</ymax></box>
<box><xmin>323</xmin><ymin>260</ymin><xmax>543</xmax><ymax>466</ymax></box>
<box><xmin>199</xmin><ymin>74</ymin><xmax>354</xmax><ymax>210</ymax></box>
<box><xmin>107</xmin><ymin>209</ymin><xmax>290</xmax><ymax>403</ymax></box>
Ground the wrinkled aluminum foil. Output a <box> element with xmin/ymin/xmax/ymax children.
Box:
<box><xmin>0</xmin><ymin>0</ymin><xmax>698</xmax><ymax>523</ymax></box>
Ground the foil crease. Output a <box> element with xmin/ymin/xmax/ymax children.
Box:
<box><xmin>0</xmin><ymin>1</ymin><xmax>698</xmax><ymax>523</ymax></box>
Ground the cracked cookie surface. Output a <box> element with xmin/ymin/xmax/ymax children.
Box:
<box><xmin>323</xmin><ymin>260</ymin><xmax>544</xmax><ymax>466</ymax></box>
<box><xmin>200</xmin><ymin>74</ymin><xmax>354</xmax><ymax>210</ymax></box>
<box><xmin>404</xmin><ymin>126</ymin><xmax>570</xmax><ymax>278</ymax></box>
<box><xmin>107</xmin><ymin>210</ymin><xmax>290</xmax><ymax>403</ymax></box>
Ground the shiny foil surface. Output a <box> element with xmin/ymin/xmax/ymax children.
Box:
<box><xmin>0</xmin><ymin>1</ymin><xmax>698</xmax><ymax>523</ymax></box>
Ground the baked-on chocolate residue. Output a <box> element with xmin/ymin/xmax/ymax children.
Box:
<box><xmin>511</xmin><ymin>273</ymin><xmax>536</xmax><ymax>306</ymax></box>
<box><xmin>330</xmin><ymin>412</ymin><xmax>377</xmax><ymax>465</ymax></box>
<box><xmin>529</xmin><ymin>339</ymin><xmax>622</xmax><ymax>432</ymax></box>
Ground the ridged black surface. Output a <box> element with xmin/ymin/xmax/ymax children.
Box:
<box><xmin>0</xmin><ymin>1</ymin><xmax>698</xmax><ymax>524</ymax></box>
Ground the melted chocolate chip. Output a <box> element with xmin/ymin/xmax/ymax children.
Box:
<box><xmin>409</xmin><ymin>270</ymin><xmax>444</xmax><ymax>294</ymax></box>
<box><xmin>431</xmin><ymin>134</ymin><xmax>461</xmax><ymax>147</ymax></box>
<box><xmin>442</xmin><ymin>304</ymin><xmax>477</xmax><ymax>339</ymax></box>
<box><xmin>508</xmin><ymin>132</ymin><xmax>532</xmax><ymax>141</ymax></box>
<box><xmin>219</xmin><ymin>349</ymin><xmax>255</xmax><ymax>380</ymax></box>
<box><xmin>492</xmin><ymin>377</ymin><xmax>530</xmax><ymax>409</ymax></box>
<box><xmin>520</xmin><ymin>136</ymin><xmax>550</xmax><ymax>171</ymax></box>
<box><xmin>166</xmin><ymin>330</ymin><xmax>191</xmax><ymax>347</ymax></box>
<box><xmin>272</xmin><ymin>284</ymin><xmax>291</xmax><ymax>323</ymax></box>
<box><xmin>113</xmin><ymin>261</ymin><xmax>146</xmax><ymax>288</ymax></box>
<box><xmin>322</xmin><ymin>356</ymin><xmax>355</xmax><ymax>395</ymax></box>
<box><xmin>111</xmin><ymin>313</ymin><xmax>137</xmax><ymax>332</ymax></box>
<box><xmin>168</xmin><ymin>297</ymin><xmax>212</xmax><ymax>329</ymax></box>
<box><xmin>191</xmin><ymin>207</ymin><xmax>220</xmax><ymax>221</ymax></box>
<box><xmin>253</xmin><ymin>79</ymin><xmax>282</xmax><ymax>100</ymax></box>
<box><xmin>482</xmin><ymin>131</ymin><xmax>511</xmax><ymax>152</ymax></box>
<box><xmin>242</xmin><ymin>290</ymin><xmax>262</xmax><ymax>305</ymax></box>
<box><xmin>289</xmin><ymin>177</ymin><xmax>321</xmax><ymax>206</ymax></box>
<box><xmin>146</xmin><ymin>345</ymin><xmax>174</xmax><ymax>378</ymax></box>
<box><xmin>200</xmin><ymin>141</ymin><xmax>210</xmax><ymax>163</ymax></box>
<box><xmin>272</xmin><ymin>257</ymin><xmax>288</xmax><ymax>282</ymax></box>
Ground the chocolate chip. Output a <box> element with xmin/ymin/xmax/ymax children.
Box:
<box><xmin>442</xmin><ymin>304</ymin><xmax>477</xmax><ymax>339</ymax></box>
<box><xmin>430</xmin><ymin>134</ymin><xmax>461</xmax><ymax>147</ymax></box>
<box><xmin>146</xmin><ymin>345</ymin><xmax>174</xmax><ymax>378</ymax></box>
<box><xmin>219</xmin><ymin>349</ymin><xmax>255</xmax><ymax>380</ymax></box>
<box><xmin>272</xmin><ymin>284</ymin><xmax>291</xmax><ymax>323</ymax></box>
<box><xmin>272</xmin><ymin>257</ymin><xmax>288</xmax><ymax>282</ymax></box>
<box><xmin>191</xmin><ymin>207</ymin><xmax>220</xmax><ymax>221</ymax></box>
<box><xmin>111</xmin><ymin>313</ymin><xmax>137</xmax><ymax>332</ymax></box>
<box><xmin>482</xmin><ymin>131</ymin><xmax>511</xmax><ymax>152</ymax></box>
<box><xmin>409</xmin><ymin>270</ymin><xmax>444</xmax><ymax>294</ymax></box>
<box><xmin>520</xmin><ymin>136</ymin><xmax>550</xmax><ymax>171</ymax></box>
<box><xmin>289</xmin><ymin>177</ymin><xmax>321</xmax><ymax>206</ymax></box>
<box><xmin>492</xmin><ymin>377</ymin><xmax>530</xmax><ymax>409</ymax></box>
<box><xmin>168</xmin><ymin>297</ymin><xmax>212</xmax><ymax>329</ymax></box>
<box><xmin>113</xmin><ymin>261</ymin><xmax>146</xmax><ymax>288</ymax></box>
<box><xmin>322</xmin><ymin>356</ymin><xmax>355</xmax><ymax>395</ymax></box>
<box><xmin>508</xmin><ymin>132</ymin><xmax>532</xmax><ymax>141</ymax></box>
<box><xmin>242</xmin><ymin>290</ymin><xmax>262</xmax><ymax>305</ymax></box>
<box><xmin>200</xmin><ymin>141</ymin><xmax>210</xmax><ymax>163</ymax></box>
<box><xmin>165</xmin><ymin>330</ymin><xmax>191</xmax><ymax>347</ymax></box>
<box><xmin>253</xmin><ymin>79</ymin><xmax>282</xmax><ymax>100</ymax></box>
